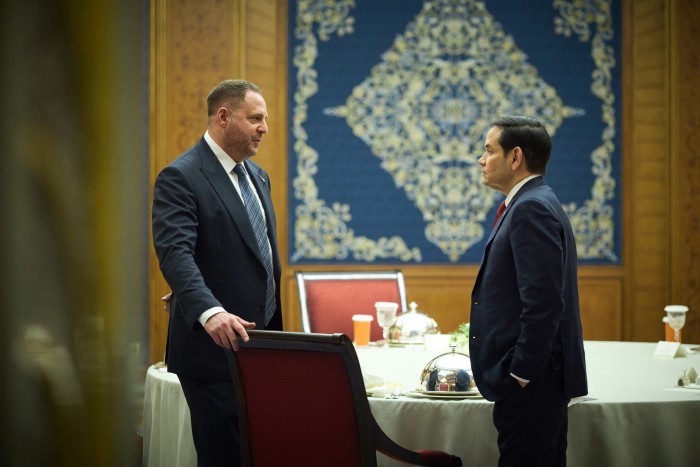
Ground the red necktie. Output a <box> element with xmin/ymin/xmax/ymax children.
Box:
<box><xmin>493</xmin><ymin>201</ymin><xmax>506</xmax><ymax>227</ymax></box>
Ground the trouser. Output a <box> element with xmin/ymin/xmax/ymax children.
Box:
<box><xmin>179</xmin><ymin>376</ymin><xmax>241</xmax><ymax>467</ymax></box>
<box><xmin>492</xmin><ymin>367</ymin><xmax>569</xmax><ymax>467</ymax></box>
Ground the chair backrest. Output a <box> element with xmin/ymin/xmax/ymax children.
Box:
<box><xmin>227</xmin><ymin>330</ymin><xmax>464</xmax><ymax>467</ymax></box>
<box><xmin>296</xmin><ymin>271</ymin><xmax>408</xmax><ymax>342</ymax></box>
<box><xmin>226</xmin><ymin>330</ymin><xmax>378</xmax><ymax>467</ymax></box>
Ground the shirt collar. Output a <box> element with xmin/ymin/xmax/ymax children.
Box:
<box><xmin>504</xmin><ymin>175</ymin><xmax>540</xmax><ymax>207</ymax></box>
<box><xmin>204</xmin><ymin>130</ymin><xmax>239</xmax><ymax>174</ymax></box>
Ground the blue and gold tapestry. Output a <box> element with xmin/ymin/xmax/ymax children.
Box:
<box><xmin>288</xmin><ymin>0</ymin><xmax>621</xmax><ymax>264</ymax></box>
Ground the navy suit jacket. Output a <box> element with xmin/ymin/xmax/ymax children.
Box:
<box><xmin>152</xmin><ymin>137</ymin><xmax>283</xmax><ymax>380</ymax></box>
<box><xmin>469</xmin><ymin>177</ymin><xmax>587</xmax><ymax>401</ymax></box>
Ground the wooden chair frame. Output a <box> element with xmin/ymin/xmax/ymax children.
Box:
<box><xmin>226</xmin><ymin>330</ymin><xmax>463</xmax><ymax>467</ymax></box>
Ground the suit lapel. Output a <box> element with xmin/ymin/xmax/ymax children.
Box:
<box><xmin>196</xmin><ymin>139</ymin><xmax>266</xmax><ymax>265</ymax></box>
<box><xmin>475</xmin><ymin>177</ymin><xmax>546</xmax><ymax>289</ymax></box>
<box><xmin>485</xmin><ymin>177</ymin><xmax>545</xmax><ymax>244</ymax></box>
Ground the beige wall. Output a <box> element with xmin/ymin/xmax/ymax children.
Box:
<box><xmin>148</xmin><ymin>0</ymin><xmax>700</xmax><ymax>364</ymax></box>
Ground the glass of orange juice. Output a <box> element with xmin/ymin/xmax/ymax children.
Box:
<box><xmin>352</xmin><ymin>314</ymin><xmax>373</xmax><ymax>346</ymax></box>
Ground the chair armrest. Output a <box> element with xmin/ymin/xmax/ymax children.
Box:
<box><xmin>373</xmin><ymin>419</ymin><xmax>463</xmax><ymax>466</ymax></box>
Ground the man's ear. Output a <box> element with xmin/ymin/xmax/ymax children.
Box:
<box><xmin>510</xmin><ymin>146</ymin><xmax>524</xmax><ymax>170</ymax></box>
<box><xmin>215</xmin><ymin>107</ymin><xmax>229</xmax><ymax>127</ymax></box>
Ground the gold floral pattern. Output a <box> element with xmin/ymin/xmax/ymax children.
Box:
<box><xmin>554</xmin><ymin>0</ymin><xmax>618</xmax><ymax>261</ymax></box>
<box><xmin>291</xmin><ymin>0</ymin><xmax>618</xmax><ymax>263</ymax></box>
<box><xmin>291</xmin><ymin>0</ymin><xmax>422</xmax><ymax>262</ymax></box>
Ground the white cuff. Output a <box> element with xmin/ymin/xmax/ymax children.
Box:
<box><xmin>198</xmin><ymin>306</ymin><xmax>226</xmax><ymax>326</ymax></box>
<box><xmin>510</xmin><ymin>372</ymin><xmax>530</xmax><ymax>383</ymax></box>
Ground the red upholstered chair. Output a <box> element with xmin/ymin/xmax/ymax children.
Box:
<box><xmin>226</xmin><ymin>330</ymin><xmax>463</xmax><ymax>467</ymax></box>
<box><xmin>296</xmin><ymin>271</ymin><xmax>408</xmax><ymax>342</ymax></box>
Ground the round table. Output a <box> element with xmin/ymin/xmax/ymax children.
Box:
<box><xmin>142</xmin><ymin>341</ymin><xmax>700</xmax><ymax>467</ymax></box>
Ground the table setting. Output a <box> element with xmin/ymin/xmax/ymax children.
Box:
<box><xmin>356</xmin><ymin>300</ymin><xmax>483</xmax><ymax>402</ymax></box>
<box><xmin>351</xmin><ymin>301</ymin><xmax>700</xmax><ymax>467</ymax></box>
<box><xmin>143</xmin><ymin>302</ymin><xmax>700</xmax><ymax>467</ymax></box>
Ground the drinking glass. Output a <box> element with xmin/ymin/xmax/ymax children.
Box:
<box><xmin>374</xmin><ymin>302</ymin><xmax>399</xmax><ymax>346</ymax></box>
<box><xmin>352</xmin><ymin>314</ymin><xmax>373</xmax><ymax>346</ymax></box>
<box><xmin>665</xmin><ymin>305</ymin><xmax>688</xmax><ymax>343</ymax></box>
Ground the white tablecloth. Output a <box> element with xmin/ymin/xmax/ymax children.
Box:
<box><xmin>142</xmin><ymin>362</ymin><xmax>196</xmax><ymax>467</ymax></box>
<box><xmin>359</xmin><ymin>341</ymin><xmax>700</xmax><ymax>467</ymax></box>
<box><xmin>143</xmin><ymin>342</ymin><xmax>700</xmax><ymax>467</ymax></box>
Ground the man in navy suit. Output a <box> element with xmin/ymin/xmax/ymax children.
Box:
<box><xmin>152</xmin><ymin>80</ymin><xmax>283</xmax><ymax>467</ymax></box>
<box><xmin>469</xmin><ymin>116</ymin><xmax>587</xmax><ymax>467</ymax></box>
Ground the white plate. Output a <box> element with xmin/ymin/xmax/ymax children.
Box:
<box><xmin>422</xmin><ymin>390</ymin><xmax>479</xmax><ymax>397</ymax></box>
<box><xmin>407</xmin><ymin>391</ymin><xmax>483</xmax><ymax>400</ymax></box>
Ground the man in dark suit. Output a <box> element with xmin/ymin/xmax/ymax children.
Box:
<box><xmin>152</xmin><ymin>79</ymin><xmax>283</xmax><ymax>467</ymax></box>
<box><xmin>469</xmin><ymin>116</ymin><xmax>587</xmax><ymax>467</ymax></box>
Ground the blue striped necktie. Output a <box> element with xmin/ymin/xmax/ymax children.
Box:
<box><xmin>233</xmin><ymin>164</ymin><xmax>275</xmax><ymax>325</ymax></box>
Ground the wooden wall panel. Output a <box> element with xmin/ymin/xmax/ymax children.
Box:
<box><xmin>624</xmin><ymin>0</ymin><xmax>670</xmax><ymax>342</ymax></box>
<box><xmin>402</xmin><ymin>267</ymin><xmax>474</xmax><ymax>334</ymax></box>
<box><xmin>623</xmin><ymin>0</ymin><xmax>700</xmax><ymax>344</ymax></box>
<box><xmin>669</xmin><ymin>0</ymin><xmax>700</xmax><ymax>342</ymax></box>
<box><xmin>578</xmin><ymin>272</ymin><xmax>623</xmax><ymax>341</ymax></box>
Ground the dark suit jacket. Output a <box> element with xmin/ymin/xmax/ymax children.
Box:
<box><xmin>152</xmin><ymin>136</ymin><xmax>283</xmax><ymax>380</ymax></box>
<box><xmin>469</xmin><ymin>177</ymin><xmax>587</xmax><ymax>401</ymax></box>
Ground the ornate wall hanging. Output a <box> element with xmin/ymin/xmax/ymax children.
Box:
<box><xmin>289</xmin><ymin>0</ymin><xmax>621</xmax><ymax>264</ymax></box>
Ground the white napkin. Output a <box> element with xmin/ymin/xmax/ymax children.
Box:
<box><xmin>363</xmin><ymin>373</ymin><xmax>385</xmax><ymax>391</ymax></box>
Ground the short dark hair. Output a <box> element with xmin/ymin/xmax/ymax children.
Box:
<box><xmin>491</xmin><ymin>116</ymin><xmax>552</xmax><ymax>175</ymax></box>
<box><xmin>206</xmin><ymin>79</ymin><xmax>263</xmax><ymax>118</ymax></box>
